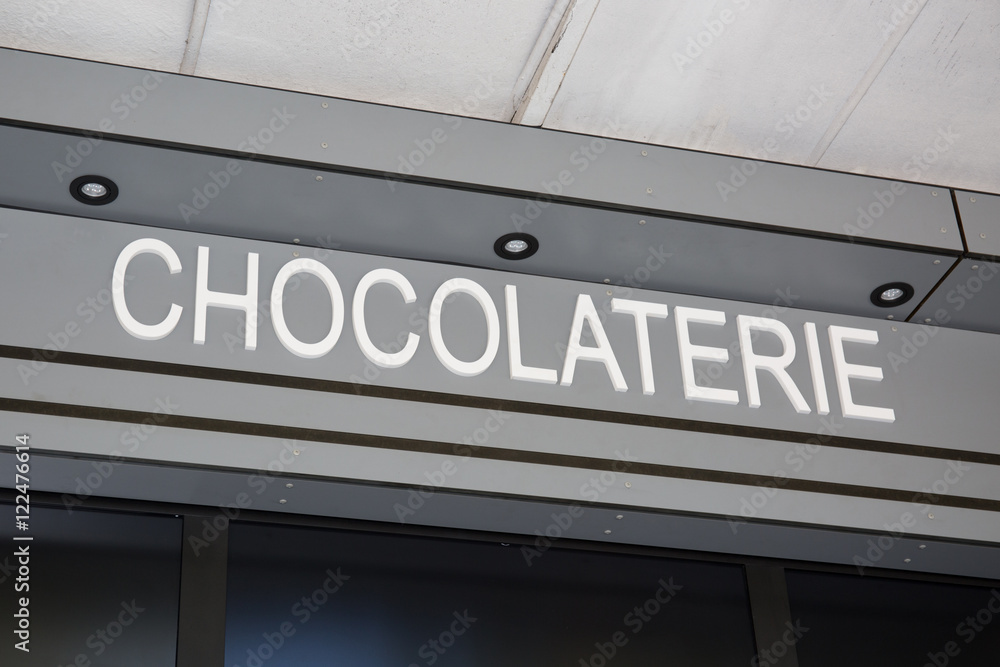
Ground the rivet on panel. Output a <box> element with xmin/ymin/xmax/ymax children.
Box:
<box><xmin>940</xmin><ymin>227</ymin><xmax>947</xmax><ymax>233</ymax></box>
<box><xmin>321</xmin><ymin>142</ymin><xmax>328</xmax><ymax>149</ymax></box>
<box><xmin>294</xmin><ymin>450</ymin><xmax>300</xmax><ymax>455</ymax></box>
<box><xmin>315</xmin><ymin>175</ymin><xmax>323</xmax><ymax>181</ymax></box>
<box><xmin>322</xmin><ymin>102</ymin><xmax>329</xmax><ymax>108</ymax></box>
<box><xmin>928</xmin><ymin>513</ymin><xmax>935</xmax><ymax>519</ymax></box>
<box><xmin>933</xmin><ymin>259</ymin><xmax>941</xmax><ymax>265</ymax></box>
<box><xmin>887</xmin><ymin>315</ymin><xmax>894</xmax><ymax>320</ymax></box>
<box><xmin>607</xmin><ymin>290</ymin><xmax>613</xmax><ymax>296</ymax></box>
<box><xmin>904</xmin><ymin>558</ymin><xmax>911</xmax><ymax>563</ymax></box>
<box><xmin>932</xmin><ymin>191</ymin><xmax>938</xmax><ymax>196</ymax></box>
<box><xmin>924</xmin><ymin>318</ymin><xmax>932</xmax><ymax>323</ymax></box>
<box><xmin>891</xmin><ymin>326</ymin><xmax>898</xmax><ymax>332</ymax></box>
<box><xmin>624</xmin><ymin>481</ymin><xmax>632</xmax><ymax>488</ymax></box>
<box><xmin>641</xmin><ymin>150</ymin><xmax>648</xmax><ymax>156</ymax></box>
<box><xmin>981</xmin><ymin>233</ymin><xmax>987</xmax><ymax>239</ymax></box>
<box><xmin>646</xmin><ymin>187</ymin><xmax>653</xmax><ymax>194</ymax></box>
<box><xmin>293</xmin><ymin>238</ymin><xmax>300</xmax><ymax>244</ymax></box>
<box><xmin>279</xmin><ymin>499</ymin><xmax>287</xmax><ymax>504</ymax></box>
<box><xmin>616</xmin><ymin>515</ymin><xmax>624</xmax><ymax>520</ymax></box>
<box><xmin>604</xmin><ymin>530</ymin><xmax>612</xmax><ymax>535</ymax></box>
<box><xmin>603</xmin><ymin>278</ymin><xmax>611</xmax><ymax>283</ymax></box>
<box><xmin>972</xmin><ymin>265</ymin><xmax>980</xmax><ymax>270</ymax></box>
<box><xmin>970</xmin><ymin>196</ymin><xmax>976</xmax><ymax>202</ymax></box>
<box><xmin>919</xmin><ymin>544</ymin><xmax>927</xmax><ymax>549</ymax></box>
<box><xmin>293</xmin><ymin>251</ymin><xmax>299</xmax><ymax>257</ymax></box>
<box><xmin>639</xmin><ymin>219</ymin><xmax>646</xmax><ymax>225</ymax></box>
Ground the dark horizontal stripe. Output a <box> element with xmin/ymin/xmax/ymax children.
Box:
<box><xmin>2</xmin><ymin>344</ymin><xmax>999</xmax><ymax>468</ymax></box>
<box><xmin>2</xmin><ymin>395</ymin><xmax>998</xmax><ymax>513</ymax></box>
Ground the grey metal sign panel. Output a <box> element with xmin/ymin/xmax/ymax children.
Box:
<box><xmin>913</xmin><ymin>259</ymin><xmax>1000</xmax><ymax>335</ymax></box>
<box><xmin>0</xmin><ymin>124</ymin><xmax>956</xmax><ymax>321</ymax></box>
<box><xmin>1</xmin><ymin>208</ymin><xmax>998</xmax><ymax>456</ymax></box>
<box><xmin>0</xmin><ymin>48</ymin><xmax>962</xmax><ymax>251</ymax></box>
<box><xmin>955</xmin><ymin>190</ymin><xmax>1000</xmax><ymax>258</ymax></box>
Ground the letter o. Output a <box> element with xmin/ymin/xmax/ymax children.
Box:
<box><xmin>429</xmin><ymin>278</ymin><xmax>500</xmax><ymax>376</ymax></box>
<box><xmin>271</xmin><ymin>258</ymin><xmax>344</xmax><ymax>358</ymax></box>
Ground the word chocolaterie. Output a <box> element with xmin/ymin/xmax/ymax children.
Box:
<box><xmin>112</xmin><ymin>238</ymin><xmax>895</xmax><ymax>423</ymax></box>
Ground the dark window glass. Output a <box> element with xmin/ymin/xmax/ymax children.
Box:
<box><xmin>0</xmin><ymin>502</ymin><xmax>182</xmax><ymax>666</ymax></box>
<box><xmin>225</xmin><ymin>522</ymin><xmax>757</xmax><ymax>666</ymax></box>
<box><xmin>787</xmin><ymin>569</ymin><xmax>1000</xmax><ymax>666</ymax></box>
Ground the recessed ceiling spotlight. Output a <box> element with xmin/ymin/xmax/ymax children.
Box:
<box><xmin>494</xmin><ymin>233</ymin><xmax>538</xmax><ymax>260</ymax></box>
<box><xmin>70</xmin><ymin>175</ymin><xmax>118</xmax><ymax>205</ymax></box>
<box><xmin>870</xmin><ymin>282</ymin><xmax>914</xmax><ymax>308</ymax></box>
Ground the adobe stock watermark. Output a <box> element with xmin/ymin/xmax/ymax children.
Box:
<box><xmin>752</xmin><ymin>619</ymin><xmax>809</xmax><ymax>667</ymax></box>
<box><xmin>921</xmin><ymin>589</ymin><xmax>1000</xmax><ymax>667</ymax></box>
<box><xmin>187</xmin><ymin>440</ymin><xmax>304</xmax><ymax>556</ymax></box>
<box><xmin>393</xmin><ymin>410</ymin><xmax>514</xmax><ymax>522</ymax></box>
<box><xmin>54</xmin><ymin>600</ymin><xmax>145</xmax><ymax>667</ymax></box>
<box><xmin>521</xmin><ymin>449</ymin><xmax>639</xmax><ymax>566</ymax></box>
<box><xmin>51</xmin><ymin>72</ymin><xmax>167</xmax><ymax>183</ymax></box>
<box><xmin>389</xmin><ymin>75</ymin><xmax>497</xmax><ymax>187</ymax></box>
<box><xmin>179</xmin><ymin>107</ymin><xmax>296</xmax><ymax>223</ymax></box>
<box><xmin>408</xmin><ymin>610</ymin><xmax>477</xmax><ymax>667</ymax></box>
<box><xmin>673</xmin><ymin>0</ymin><xmax>754</xmax><ymax>73</ymax></box>
<box><xmin>717</xmin><ymin>85</ymin><xmax>832</xmax><ymax>202</ymax></box>
<box><xmin>853</xmin><ymin>459</ymin><xmax>971</xmax><ymax>574</ymax></box>
<box><xmin>233</xmin><ymin>567</ymin><xmax>350</xmax><ymax>667</ymax></box>
<box><xmin>845</xmin><ymin>126</ymin><xmax>958</xmax><ymax>241</ymax></box>
<box><xmin>879</xmin><ymin>0</ymin><xmax>928</xmax><ymax>38</ymax></box>
<box><xmin>17</xmin><ymin>274</ymin><xmax>135</xmax><ymax>386</ymax></box>
<box><xmin>577</xmin><ymin>578</ymin><xmax>682</xmax><ymax>667</ymax></box>
<box><xmin>61</xmin><ymin>397</ymin><xmax>180</xmax><ymax>513</ymax></box>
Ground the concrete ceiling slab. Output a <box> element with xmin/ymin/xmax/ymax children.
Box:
<box><xmin>0</xmin><ymin>0</ymin><xmax>195</xmax><ymax>72</ymax></box>
<box><xmin>193</xmin><ymin>0</ymin><xmax>560</xmax><ymax>120</ymax></box>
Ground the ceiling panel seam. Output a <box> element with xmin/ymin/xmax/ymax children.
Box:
<box><xmin>805</xmin><ymin>2</ymin><xmax>930</xmax><ymax>167</ymax></box>
<box><xmin>511</xmin><ymin>0</ymin><xmax>602</xmax><ymax>126</ymax></box>
<box><xmin>179</xmin><ymin>0</ymin><xmax>213</xmax><ymax>75</ymax></box>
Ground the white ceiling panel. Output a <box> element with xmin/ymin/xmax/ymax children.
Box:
<box><xmin>0</xmin><ymin>0</ymin><xmax>195</xmax><ymax>72</ymax></box>
<box><xmin>540</xmin><ymin>0</ymin><xmax>926</xmax><ymax>164</ymax></box>
<box><xmin>193</xmin><ymin>0</ymin><xmax>559</xmax><ymax>121</ymax></box>
<box><xmin>816</xmin><ymin>1</ymin><xmax>1000</xmax><ymax>194</ymax></box>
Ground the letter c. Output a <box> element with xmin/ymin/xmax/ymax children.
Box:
<box><xmin>112</xmin><ymin>238</ymin><xmax>183</xmax><ymax>340</ymax></box>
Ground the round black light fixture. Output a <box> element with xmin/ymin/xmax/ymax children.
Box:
<box><xmin>70</xmin><ymin>175</ymin><xmax>119</xmax><ymax>205</ymax></box>
<box><xmin>494</xmin><ymin>233</ymin><xmax>538</xmax><ymax>260</ymax></box>
<box><xmin>870</xmin><ymin>282</ymin><xmax>914</xmax><ymax>307</ymax></box>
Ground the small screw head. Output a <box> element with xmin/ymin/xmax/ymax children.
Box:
<box><xmin>891</xmin><ymin>326</ymin><xmax>898</xmax><ymax>331</ymax></box>
<box><xmin>321</xmin><ymin>142</ymin><xmax>328</xmax><ymax>149</ymax></box>
<box><xmin>970</xmin><ymin>196</ymin><xmax>976</xmax><ymax>202</ymax></box>
<box><xmin>615</xmin><ymin>514</ymin><xmax>624</xmax><ymax>520</ymax></box>
<box><xmin>639</xmin><ymin>219</ymin><xmax>646</xmax><ymax>225</ymax></box>
<box><xmin>279</xmin><ymin>499</ymin><xmax>287</xmax><ymax>504</ymax></box>
<box><xmin>315</xmin><ymin>175</ymin><xmax>323</xmax><ymax>181</ymax></box>
<box><xmin>940</xmin><ymin>227</ymin><xmax>947</xmax><ymax>233</ymax></box>
<box><xmin>286</xmin><ymin>483</ymin><xmax>294</xmax><ymax>488</ymax></box>
<box><xmin>624</xmin><ymin>481</ymin><xmax>632</xmax><ymax>488</ymax></box>
<box><xmin>932</xmin><ymin>191</ymin><xmax>938</xmax><ymax>196</ymax></box>
<box><xmin>293</xmin><ymin>251</ymin><xmax>299</xmax><ymax>257</ymax></box>
<box><xmin>981</xmin><ymin>233</ymin><xmax>987</xmax><ymax>239</ymax></box>
<box><xmin>646</xmin><ymin>187</ymin><xmax>653</xmax><ymax>194</ymax></box>
<box><xmin>887</xmin><ymin>315</ymin><xmax>894</xmax><ymax>320</ymax></box>
<box><xmin>606</xmin><ymin>290</ymin><xmax>613</xmax><ymax>296</ymax></box>
<box><xmin>904</xmin><ymin>558</ymin><xmax>911</xmax><ymax>563</ymax></box>
<box><xmin>928</xmin><ymin>513</ymin><xmax>935</xmax><ymax>519</ymax></box>
<box><xmin>919</xmin><ymin>544</ymin><xmax>927</xmax><ymax>549</ymax></box>
<box><xmin>604</xmin><ymin>529</ymin><xmax>612</xmax><ymax>535</ymax></box>
<box><xmin>321</xmin><ymin>102</ymin><xmax>328</xmax><ymax>108</ymax></box>
<box><xmin>293</xmin><ymin>238</ymin><xmax>300</xmax><ymax>243</ymax></box>
<box><xmin>603</xmin><ymin>278</ymin><xmax>611</xmax><ymax>283</ymax></box>
<box><xmin>641</xmin><ymin>150</ymin><xmax>648</xmax><ymax>156</ymax></box>
<box><xmin>293</xmin><ymin>450</ymin><xmax>300</xmax><ymax>455</ymax></box>
<box><xmin>924</xmin><ymin>318</ymin><xmax>932</xmax><ymax>323</ymax></box>
<box><xmin>933</xmin><ymin>259</ymin><xmax>941</xmax><ymax>265</ymax></box>
<box><xmin>972</xmin><ymin>265</ymin><xmax>980</xmax><ymax>270</ymax></box>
